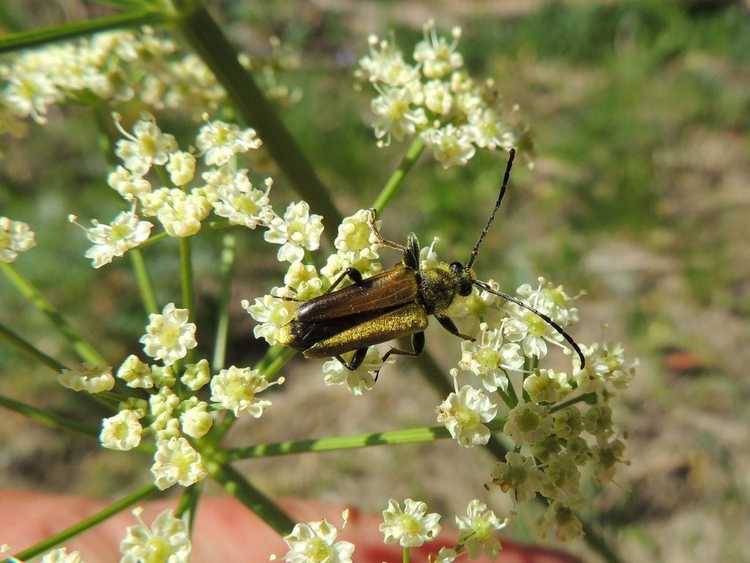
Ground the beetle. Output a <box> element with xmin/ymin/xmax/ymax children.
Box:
<box><xmin>277</xmin><ymin>148</ymin><xmax>585</xmax><ymax>376</ymax></box>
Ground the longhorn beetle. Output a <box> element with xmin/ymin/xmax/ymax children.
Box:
<box><xmin>277</xmin><ymin>149</ymin><xmax>585</xmax><ymax>376</ymax></box>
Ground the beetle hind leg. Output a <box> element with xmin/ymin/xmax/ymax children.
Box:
<box><xmin>376</xmin><ymin>331</ymin><xmax>425</xmax><ymax>381</ymax></box>
<box><xmin>335</xmin><ymin>347</ymin><xmax>368</xmax><ymax>371</ymax></box>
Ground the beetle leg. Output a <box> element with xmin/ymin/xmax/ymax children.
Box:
<box><xmin>436</xmin><ymin>314</ymin><xmax>476</xmax><ymax>341</ymax></box>
<box><xmin>335</xmin><ymin>347</ymin><xmax>368</xmax><ymax>371</ymax></box>
<box><xmin>376</xmin><ymin>331</ymin><xmax>425</xmax><ymax>381</ymax></box>
<box><xmin>368</xmin><ymin>208</ymin><xmax>407</xmax><ymax>253</ymax></box>
<box><xmin>327</xmin><ymin>267</ymin><xmax>364</xmax><ymax>293</ymax></box>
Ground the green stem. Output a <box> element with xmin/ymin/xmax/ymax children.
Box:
<box><xmin>1</xmin><ymin>263</ymin><xmax>105</xmax><ymax>366</ymax></box>
<box><xmin>179</xmin><ymin>236</ymin><xmax>195</xmax><ymax>364</ymax></box>
<box><xmin>11</xmin><ymin>483</ymin><xmax>157</xmax><ymax>561</ymax></box>
<box><xmin>550</xmin><ymin>392</ymin><xmax>597</xmax><ymax>413</ymax></box>
<box><xmin>0</xmin><ymin>322</ymin><xmax>65</xmax><ymax>371</ymax></box>
<box><xmin>130</xmin><ymin>249</ymin><xmax>159</xmax><ymax>315</ymax></box>
<box><xmin>175</xmin><ymin>4</ymin><xmax>343</xmax><ymax>233</ymax></box>
<box><xmin>402</xmin><ymin>547</ymin><xmax>411</xmax><ymax>563</ymax></box>
<box><xmin>212</xmin><ymin>234</ymin><xmax>235</xmax><ymax>372</ymax></box>
<box><xmin>0</xmin><ymin>393</ymin><xmax>99</xmax><ymax>438</ymax></box>
<box><xmin>506</xmin><ymin>372</ymin><xmax>520</xmax><ymax>407</ymax></box>
<box><xmin>207</xmin><ymin>462</ymin><xmax>295</xmax><ymax>536</ymax></box>
<box><xmin>224</xmin><ymin>421</ymin><xmax>508</xmax><ymax>461</ymax></box>
<box><xmin>0</xmin><ymin>9</ymin><xmax>165</xmax><ymax>54</ymax></box>
<box><xmin>581</xmin><ymin>520</ymin><xmax>623</xmax><ymax>563</ymax></box>
<box><xmin>139</xmin><ymin>231</ymin><xmax>169</xmax><ymax>249</ymax></box>
<box><xmin>372</xmin><ymin>138</ymin><xmax>425</xmax><ymax>213</ymax></box>
<box><xmin>175</xmin><ymin>484</ymin><xmax>202</xmax><ymax>535</ymax></box>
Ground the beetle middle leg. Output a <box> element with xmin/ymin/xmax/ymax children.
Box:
<box><xmin>335</xmin><ymin>347</ymin><xmax>367</xmax><ymax>371</ymax></box>
<box><xmin>436</xmin><ymin>314</ymin><xmax>476</xmax><ymax>341</ymax></box>
<box><xmin>376</xmin><ymin>331</ymin><xmax>425</xmax><ymax>380</ymax></box>
<box><xmin>327</xmin><ymin>267</ymin><xmax>364</xmax><ymax>293</ymax></box>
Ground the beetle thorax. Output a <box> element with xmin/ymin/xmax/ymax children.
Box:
<box><xmin>418</xmin><ymin>264</ymin><xmax>459</xmax><ymax>314</ymax></box>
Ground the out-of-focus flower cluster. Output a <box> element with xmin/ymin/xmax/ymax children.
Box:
<box><xmin>58</xmin><ymin>301</ymin><xmax>279</xmax><ymax>491</ymax></box>
<box><xmin>356</xmin><ymin>20</ymin><xmax>521</xmax><ymax>168</ymax></box>
<box><xmin>0</xmin><ymin>27</ymin><xmax>300</xmax><ymax>138</ymax></box>
<box><xmin>0</xmin><ymin>216</ymin><xmax>35</xmax><ymax>263</ymax></box>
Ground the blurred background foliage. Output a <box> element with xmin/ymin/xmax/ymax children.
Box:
<box><xmin>1</xmin><ymin>1</ymin><xmax>749</xmax><ymax>561</ymax></box>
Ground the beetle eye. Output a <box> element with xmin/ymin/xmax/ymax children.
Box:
<box><xmin>450</xmin><ymin>261</ymin><xmax>463</xmax><ymax>273</ymax></box>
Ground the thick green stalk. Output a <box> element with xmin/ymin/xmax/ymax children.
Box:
<box><xmin>0</xmin><ymin>322</ymin><xmax>65</xmax><ymax>371</ymax></box>
<box><xmin>10</xmin><ymin>484</ymin><xmax>157</xmax><ymax>562</ymax></box>
<box><xmin>207</xmin><ymin>462</ymin><xmax>295</xmax><ymax>536</ymax></box>
<box><xmin>403</xmin><ymin>547</ymin><xmax>411</xmax><ymax>563</ymax></box>
<box><xmin>372</xmin><ymin>138</ymin><xmax>425</xmax><ymax>213</ymax></box>
<box><xmin>0</xmin><ymin>393</ymin><xmax>99</xmax><ymax>438</ymax></box>
<box><xmin>129</xmin><ymin>249</ymin><xmax>159</xmax><ymax>315</ymax></box>
<box><xmin>1</xmin><ymin>263</ymin><xmax>106</xmax><ymax>366</ymax></box>
<box><xmin>175</xmin><ymin>5</ymin><xmax>342</xmax><ymax>233</ymax></box>
<box><xmin>212</xmin><ymin>234</ymin><xmax>236</xmax><ymax>372</ymax></box>
<box><xmin>0</xmin><ymin>9</ymin><xmax>165</xmax><ymax>54</ymax></box>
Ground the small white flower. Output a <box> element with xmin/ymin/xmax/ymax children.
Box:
<box><xmin>4</xmin><ymin>72</ymin><xmax>58</xmax><ymax>123</ymax></box>
<box><xmin>181</xmin><ymin>359</ymin><xmax>211</xmax><ymax>391</ymax></box>
<box><xmin>436</xmin><ymin>384</ymin><xmax>497</xmax><ymax>447</ymax></box>
<box><xmin>116</xmin><ymin>355</ymin><xmax>154</xmax><ymax>389</ymax></box>
<box><xmin>0</xmin><ymin>217</ymin><xmax>35</xmax><ymax>263</ymax></box>
<box><xmin>523</xmin><ymin>369</ymin><xmax>572</xmax><ymax>404</ymax></box>
<box><xmin>320</xmin><ymin>253</ymin><xmax>382</xmax><ymax>287</ymax></box>
<box><xmin>166</xmin><ymin>150</ymin><xmax>196</xmax><ymax>186</ymax></box>
<box><xmin>379</xmin><ymin>498</ymin><xmax>441</xmax><ymax>548</ymax></box>
<box><xmin>574</xmin><ymin>342</ymin><xmax>637</xmax><ymax>392</ymax></box>
<box><xmin>107</xmin><ymin>166</ymin><xmax>151</xmax><ymax>201</ymax></box>
<box><xmin>458</xmin><ymin>323</ymin><xmax>523</xmax><ymax>392</ymax></box>
<box><xmin>283</xmin><ymin>519</ymin><xmax>354</xmax><ymax>563</ymax></box>
<box><xmin>539</xmin><ymin>453</ymin><xmax>581</xmax><ymax>501</ymax></box>
<box><xmin>264</xmin><ymin>201</ymin><xmax>324</xmax><ymax>263</ymax></box>
<box><xmin>413</xmin><ymin>21</ymin><xmax>464</xmax><ymax>79</ymax></box>
<box><xmin>370</xmin><ymin>86</ymin><xmax>427</xmax><ymax>145</ymax></box>
<box><xmin>516</xmin><ymin>277</ymin><xmax>579</xmax><ymax>326</ymax></box>
<box><xmin>58</xmin><ymin>364</ymin><xmax>114</xmax><ymax>394</ymax></box>
<box><xmin>491</xmin><ymin>452</ymin><xmax>541</xmax><ymax>502</ymax></box>
<box><xmin>196</xmin><ymin>119</ymin><xmax>261</xmax><ymax>166</ymax></box>
<box><xmin>419</xmin><ymin>237</ymin><xmax>441</xmax><ymax>270</ymax></box>
<box><xmin>243</xmin><ymin>292</ymin><xmax>298</xmax><ymax>346</ymax></box>
<box><xmin>80</xmin><ymin>211</ymin><xmax>152</xmax><ymax>268</ymax></box>
<box><xmin>149</xmin><ymin>387</ymin><xmax>181</xmax><ymax>421</ymax></box>
<box><xmin>423</xmin><ymin>80</ymin><xmax>453</xmax><ymax>115</ymax></box>
<box><xmin>435</xmin><ymin>547</ymin><xmax>458</xmax><ymax>563</ymax></box>
<box><xmin>114</xmin><ymin>113</ymin><xmax>178</xmax><ymax>175</ymax></box>
<box><xmin>322</xmin><ymin>348</ymin><xmax>383</xmax><ymax>396</ymax></box>
<box><xmin>503</xmin><ymin>402</ymin><xmax>552</xmax><ymax>446</ymax></box>
<box><xmin>156</xmin><ymin>189</ymin><xmax>210</xmax><ymax>238</ymax></box>
<box><xmin>179</xmin><ymin>400</ymin><xmax>213</xmax><ymax>438</ymax></box>
<box><xmin>212</xmin><ymin>170</ymin><xmax>273</xmax><ymax>229</ymax></box>
<box><xmin>140</xmin><ymin>303</ymin><xmax>197</xmax><ymax>366</ymax></box>
<box><xmin>284</xmin><ymin>262</ymin><xmax>325</xmax><ymax>301</ymax></box>
<box><xmin>210</xmin><ymin>365</ymin><xmax>273</xmax><ymax>417</ymax></box>
<box><xmin>358</xmin><ymin>36</ymin><xmax>419</xmax><ymax>86</ymax></box>
<box><xmin>39</xmin><ymin>547</ymin><xmax>83</xmax><ymax>563</ymax></box>
<box><xmin>540</xmin><ymin>502</ymin><xmax>583</xmax><ymax>542</ymax></box>
<box><xmin>100</xmin><ymin>409</ymin><xmax>142</xmax><ymax>450</ymax></box>
<box><xmin>120</xmin><ymin>506</ymin><xmax>191</xmax><ymax>562</ymax></box>
<box><xmin>469</xmin><ymin>108</ymin><xmax>514</xmax><ymax>150</ymax></box>
<box><xmin>455</xmin><ymin>499</ymin><xmax>506</xmax><ymax>559</ymax></box>
<box><xmin>333</xmin><ymin>209</ymin><xmax>380</xmax><ymax>262</ymax></box>
<box><xmin>421</xmin><ymin>124</ymin><xmax>476</xmax><ymax>168</ymax></box>
<box><xmin>151</xmin><ymin>436</ymin><xmax>206</xmax><ymax>490</ymax></box>
<box><xmin>445</xmin><ymin>279</ymin><xmax>504</xmax><ymax>338</ymax></box>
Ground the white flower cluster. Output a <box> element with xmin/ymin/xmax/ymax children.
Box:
<box><xmin>429</xmin><ymin>257</ymin><xmax>637</xmax><ymax>540</ymax></box>
<box><xmin>0</xmin><ymin>27</ymin><xmax>300</xmax><ymax>135</ymax></box>
<box><xmin>57</xmin><ymin>302</ymin><xmax>277</xmax><ymax>491</ymax></box>
<box><xmin>244</xmin><ymin>208</ymin><xmax>387</xmax><ymax>394</ymax></box>
<box><xmin>357</xmin><ymin>20</ymin><xmax>518</xmax><ymax>168</ymax></box>
<box><xmin>0</xmin><ymin>216</ymin><xmax>35</xmax><ymax>263</ymax></box>
<box><xmin>70</xmin><ymin>113</ymin><xmax>327</xmax><ymax>269</ymax></box>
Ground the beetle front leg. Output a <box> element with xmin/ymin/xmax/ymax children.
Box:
<box><xmin>335</xmin><ymin>347</ymin><xmax>368</xmax><ymax>371</ymax></box>
<box><xmin>327</xmin><ymin>267</ymin><xmax>364</xmax><ymax>293</ymax></box>
<box><xmin>436</xmin><ymin>315</ymin><xmax>476</xmax><ymax>341</ymax></box>
<box><xmin>368</xmin><ymin>208</ymin><xmax>407</xmax><ymax>253</ymax></box>
<box><xmin>376</xmin><ymin>331</ymin><xmax>425</xmax><ymax>381</ymax></box>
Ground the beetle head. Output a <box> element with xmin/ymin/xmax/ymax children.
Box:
<box><xmin>450</xmin><ymin>261</ymin><xmax>474</xmax><ymax>297</ymax></box>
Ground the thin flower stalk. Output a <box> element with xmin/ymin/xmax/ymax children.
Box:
<box><xmin>0</xmin><ymin>393</ymin><xmax>99</xmax><ymax>438</ymax></box>
<box><xmin>175</xmin><ymin>483</ymin><xmax>202</xmax><ymax>535</ymax></box>
<box><xmin>372</xmin><ymin>137</ymin><xmax>425</xmax><ymax>213</ymax></box>
<box><xmin>0</xmin><ymin>321</ymin><xmax>65</xmax><ymax>371</ymax></box>
<box><xmin>212</xmin><ymin>234</ymin><xmax>236</xmax><ymax>372</ymax></box>
<box><xmin>129</xmin><ymin>249</ymin><xmax>159</xmax><ymax>315</ymax></box>
<box><xmin>11</xmin><ymin>483</ymin><xmax>157</xmax><ymax>562</ymax></box>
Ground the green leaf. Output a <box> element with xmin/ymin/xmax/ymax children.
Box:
<box><xmin>0</xmin><ymin>9</ymin><xmax>166</xmax><ymax>54</ymax></box>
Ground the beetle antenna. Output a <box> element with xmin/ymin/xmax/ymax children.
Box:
<box><xmin>473</xmin><ymin>280</ymin><xmax>586</xmax><ymax>369</ymax></box>
<box><xmin>466</xmin><ymin>148</ymin><xmax>516</xmax><ymax>270</ymax></box>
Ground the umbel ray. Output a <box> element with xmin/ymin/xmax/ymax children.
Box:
<box><xmin>277</xmin><ymin>148</ymin><xmax>585</xmax><ymax>376</ymax></box>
